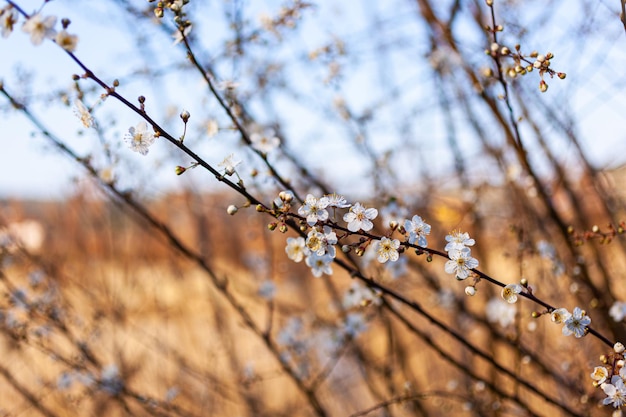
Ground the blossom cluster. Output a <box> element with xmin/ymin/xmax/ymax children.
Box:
<box><xmin>285</xmin><ymin>193</ymin><xmax>353</xmax><ymax>277</ymax></box>
<box><xmin>443</xmin><ymin>230</ymin><xmax>478</xmax><ymax>280</ymax></box>
<box><xmin>590</xmin><ymin>342</ymin><xmax>626</xmax><ymax>409</ymax></box>
<box><xmin>550</xmin><ymin>306</ymin><xmax>591</xmax><ymax>338</ymax></box>
<box><xmin>1</xmin><ymin>6</ymin><xmax>79</xmax><ymax>51</ymax></box>
<box><xmin>285</xmin><ymin>194</ymin><xmax>436</xmax><ymax>277</ymax></box>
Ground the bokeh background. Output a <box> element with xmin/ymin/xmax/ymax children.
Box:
<box><xmin>1</xmin><ymin>0</ymin><xmax>626</xmax><ymax>415</ymax></box>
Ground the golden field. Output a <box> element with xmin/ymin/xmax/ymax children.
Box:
<box><xmin>0</xmin><ymin>174</ymin><xmax>624</xmax><ymax>417</ymax></box>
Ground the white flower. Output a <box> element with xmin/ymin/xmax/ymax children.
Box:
<box><xmin>306</xmin><ymin>228</ymin><xmax>325</xmax><ymax>256</ymax></box>
<box><xmin>206</xmin><ymin>119</ymin><xmax>219</xmax><ymax>137</ymax></box>
<box><xmin>537</xmin><ymin>240</ymin><xmax>556</xmax><ymax>259</ymax></box>
<box><xmin>537</xmin><ymin>240</ymin><xmax>565</xmax><ymax>275</ymax></box>
<box><xmin>343</xmin><ymin>312</ymin><xmax>367</xmax><ymax>337</ymax></box>
<box><xmin>321</xmin><ymin>226</ymin><xmax>337</xmax><ymax>253</ymax></box>
<box><xmin>1</xmin><ymin>6</ymin><xmax>18</xmax><ymax>38</ymax></box>
<box><xmin>305</xmin><ymin>253</ymin><xmax>333</xmax><ymax>277</ymax></box>
<box><xmin>562</xmin><ymin>306</ymin><xmax>591</xmax><ymax>338</ymax></box>
<box><xmin>55</xmin><ymin>30</ymin><xmax>78</xmax><ymax>52</ymax></box>
<box><xmin>550</xmin><ymin>308</ymin><xmax>571</xmax><ymax>324</ymax></box>
<box><xmin>0</xmin><ymin>220</ymin><xmax>45</xmax><ymax>253</ymax></box>
<box><xmin>343</xmin><ymin>202</ymin><xmax>378</xmax><ymax>232</ymax></box>
<box><xmin>285</xmin><ymin>237</ymin><xmax>308</xmax><ymax>262</ymax></box>
<box><xmin>501</xmin><ymin>284</ymin><xmax>523</xmax><ymax>304</ymax></box>
<box><xmin>73</xmin><ymin>99</ymin><xmax>94</xmax><ymax>128</ymax></box>
<box><xmin>258</xmin><ymin>280</ymin><xmax>276</xmax><ymax>301</ymax></box>
<box><xmin>444</xmin><ymin>230</ymin><xmax>475</xmax><ymax>252</ymax></box>
<box><xmin>217</xmin><ymin>80</ymin><xmax>240</xmax><ymax>90</ymax></box>
<box><xmin>169</xmin><ymin>0</ymin><xmax>185</xmax><ymax>12</ymax></box>
<box><xmin>325</xmin><ymin>193</ymin><xmax>350</xmax><ymax>208</ymax></box>
<box><xmin>616</xmin><ymin>342</ymin><xmax>626</xmax><ymax>354</ymax></box>
<box><xmin>404</xmin><ymin>215</ymin><xmax>431</xmax><ymax>247</ymax></box>
<box><xmin>603</xmin><ymin>375</ymin><xmax>626</xmax><ymax>408</ymax></box>
<box><xmin>343</xmin><ymin>282</ymin><xmax>381</xmax><ymax>308</ymax></box>
<box><xmin>444</xmin><ymin>247</ymin><xmax>478</xmax><ymax>280</ymax></box>
<box><xmin>250</xmin><ymin>131</ymin><xmax>280</xmax><ymax>153</ymax></box>
<box><xmin>172</xmin><ymin>24</ymin><xmax>191</xmax><ymax>45</ymax></box>
<box><xmin>99</xmin><ymin>166</ymin><xmax>115</xmax><ymax>184</ymax></box>
<box><xmin>486</xmin><ymin>298</ymin><xmax>516</xmax><ymax>327</ymax></box>
<box><xmin>218</xmin><ymin>153</ymin><xmax>241</xmax><ymax>176</ymax></box>
<box><xmin>381</xmin><ymin>200</ymin><xmax>409</xmax><ymax>226</ymax></box>
<box><xmin>22</xmin><ymin>13</ymin><xmax>57</xmax><ymax>46</ymax></box>
<box><xmin>298</xmin><ymin>194</ymin><xmax>330</xmax><ymax>226</ymax></box>
<box><xmin>591</xmin><ymin>366</ymin><xmax>609</xmax><ymax>385</ymax></box>
<box><xmin>384</xmin><ymin>255</ymin><xmax>408</xmax><ymax>279</ymax></box>
<box><xmin>277</xmin><ymin>318</ymin><xmax>304</xmax><ymax>349</ymax></box>
<box><xmin>436</xmin><ymin>288</ymin><xmax>456</xmax><ymax>310</ymax></box>
<box><xmin>57</xmin><ymin>372</ymin><xmax>74</xmax><ymax>390</ymax></box>
<box><xmin>610</xmin><ymin>301</ymin><xmax>626</xmax><ymax>322</ymax></box>
<box><xmin>100</xmin><ymin>364</ymin><xmax>123</xmax><ymax>395</ymax></box>
<box><xmin>376</xmin><ymin>237</ymin><xmax>400</xmax><ymax>263</ymax></box>
<box><xmin>123</xmin><ymin>121</ymin><xmax>155</xmax><ymax>155</ymax></box>
<box><xmin>306</xmin><ymin>226</ymin><xmax>337</xmax><ymax>257</ymax></box>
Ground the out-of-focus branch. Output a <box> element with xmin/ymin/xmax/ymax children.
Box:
<box><xmin>621</xmin><ymin>0</ymin><xmax>626</xmax><ymax>33</ymax></box>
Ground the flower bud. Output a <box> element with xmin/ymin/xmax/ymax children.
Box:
<box><xmin>175</xmin><ymin>166</ymin><xmax>186</xmax><ymax>175</ymax></box>
<box><xmin>465</xmin><ymin>286</ymin><xmax>477</xmax><ymax>296</ymax></box>
<box><xmin>615</xmin><ymin>342</ymin><xmax>626</xmax><ymax>354</ymax></box>
<box><xmin>227</xmin><ymin>205</ymin><xmax>238</xmax><ymax>215</ymax></box>
<box><xmin>279</xmin><ymin>190</ymin><xmax>294</xmax><ymax>203</ymax></box>
<box><xmin>180</xmin><ymin>110</ymin><xmax>190</xmax><ymax>123</ymax></box>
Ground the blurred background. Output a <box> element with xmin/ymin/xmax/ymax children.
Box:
<box><xmin>1</xmin><ymin>0</ymin><xmax>626</xmax><ymax>415</ymax></box>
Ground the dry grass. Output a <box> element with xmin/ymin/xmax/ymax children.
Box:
<box><xmin>0</xmin><ymin>179</ymin><xmax>624</xmax><ymax>416</ymax></box>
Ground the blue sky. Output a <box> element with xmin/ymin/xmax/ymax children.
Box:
<box><xmin>1</xmin><ymin>0</ymin><xmax>626</xmax><ymax>200</ymax></box>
